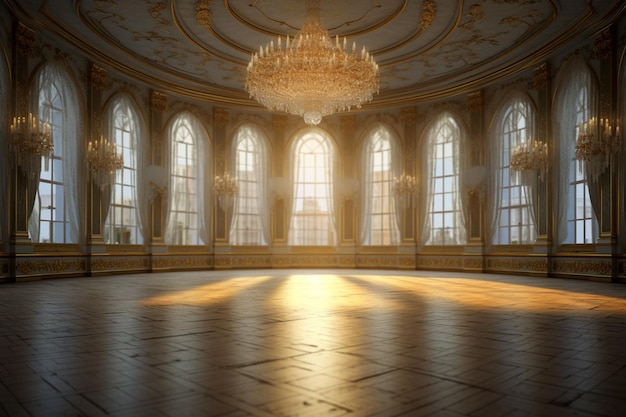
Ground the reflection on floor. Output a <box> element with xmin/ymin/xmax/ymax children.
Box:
<box><xmin>1</xmin><ymin>269</ymin><xmax>626</xmax><ymax>416</ymax></box>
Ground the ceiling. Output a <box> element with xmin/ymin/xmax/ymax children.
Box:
<box><xmin>6</xmin><ymin>0</ymin><xmax>625</xmax><ymax>110</ymax></box>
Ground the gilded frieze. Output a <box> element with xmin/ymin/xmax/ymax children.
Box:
<box><xmin>91</xmin><ymin>257</ymin><xmax>149</xmax><ymax>271</ymax></box>
<box><xmin>152</xmin><ymin>256</ymin><xmax>213</xmax><ymax>269</ymax></box>
<box><xmin>486</xmin><ymin>258</ymin><xmax>547</xmax><ymax>272</ymax></box>
<box><xmin>15</xmin><ymin>22</ymin><xmax>35</xmax><ymax>55</ymax></box>
<box><xmin>552</xmin><ymin>259</ymin><xmax>612</xmax><ymax>276</ymax></box>
<box><xmin>418</xmin><ymin>256</ymin><xmax>463</xmax><ymax>269</ymax></box>
<box><xmin>16</xmin><ymin>258</ymin><xmax>86</xmax><ymax>275</ymax></box>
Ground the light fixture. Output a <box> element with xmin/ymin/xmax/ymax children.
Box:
<box><xmin>86</xmin><ymin>137</ymin><xmax>124</xmax><ymax>189</ymax></box>
<box><xmin>245</xmin><ymin>0</ymin><xmax>379</xmax><ymax>125</ymax></box>
<box><xmin>9</xmin><ymin>113</ymin><xmax>53</xmax><ymax>176</ymax></box>
<box><xmin>214</xmin><ymin>172</ymin><xmax>238</xmax><ymax>211</ymax></box>
<box><xmin>510</xmin><ymin>139</ymin><xmax>548</xmax><ymax>181</ymax></box>
<box><xmin>575</xmin><ymin>117</ymin><xmax>621</xmax><ymax>180</ymax></box>
<box><xmin>392</xmin><ymin>173</ymin><xmax>418</xmax><ymax>207</ymax></box>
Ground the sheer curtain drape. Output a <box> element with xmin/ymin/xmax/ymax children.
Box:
<box><xmin>419</xmin><ymin>113</ymin><xmax>467</xmax><ymax>247</ymax></box>
<box><xmin>28</xmin><ymin>62</ymin><xmax>83</xmax><ymax>244</ymax></box>
<box><xmin>164</xmin><ymin>112</ymin><xmax>211</xmax><ymax>245</ymax></box>
<box><xmin>487</xmin><ymin>92</ymin><xmax>537</xmax><ymax>246</ymax></box>
<box><xmin>359</xmin><ymin>124</ymin><xmax>400</xmax><ymax>245</ymax></box>
<box><xmin>230</xmin><ymin>124</ymin><xmax>271</xmax><ymax>245</ymax></box>
<box><xmin>553</xmin><ymin>59</ymin><xmax>599</xmax><ymax>245</ymax></box>
<box><xmin>103</xmin><ymin>94</ymin><xmax>148</xmax><ymax>244</ymax></box>
<box><xmin>288</xmin><ymin>129</ymin><xmax>337</xmax><ymax>245</ymax></box>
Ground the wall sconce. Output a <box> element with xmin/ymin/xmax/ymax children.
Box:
<box><xmin>337</xmin><ymin>178</ymin><xmax>360</xmax><ymax>200</ymax></box>
<box><xmin>269</xmin><ymin>176</ymin><xmax>290</xmax><ymax>202</ymax></box>
<box><xmin>214</xmin><ymin>172</ymin><xmax>238</xmax><ymax>211</ymax></box>
<box><xmin>510</xmin><ymin>139</ymin><xmax>548</xmax><ymax>182</ymax></box>
<box><xmin>462</xmin><ymin>165</ymin><xmax>487</xmax><ymax>203</ymax></box>
<box><xmin>145</xmin><ymin>165</ymin><xmax>168</xmax><ymax>203</ymax></box>
<box><xmin>9</xmin><ymin>113</ymin><xmax>54</xmax><ymax>176</ymax></box>
<box><xmin>392</xmin><ymin>173</ymin><xmax>418</xmax><ymax>208</ymax></box>
<box><xmin>575</xmin><ymin>117</ymin><xmax>621</xmax><ymax>180</ymax></box>
<box><xmin>86</xmin><ymin>136</ymin><xmax>124</xmax><ymax>189</ymax></box>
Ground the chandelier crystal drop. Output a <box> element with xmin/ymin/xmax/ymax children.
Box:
<box><xmin>245</xmin><ymin>0</ymin><xmax>379</xmax><ymax>125</ymax></box>
<box><xmin>575</xmin><ymin>117</ymin><xmax>621</xmax><ymax>180</ymax></box>
<box><xmin>86</xmin><ymin>137</ymin><xmax>124</xmax><ymax>189</ymax></box>
<box><xmin>9</xmin><ymin>113</ymin><xmax>54</xmax><ymax>177</ymax></box>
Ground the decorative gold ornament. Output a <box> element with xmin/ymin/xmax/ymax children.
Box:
<box><xmin>575</xmin><ymin>117</ymin><xmax>621</xmax><ymax>180</ymax></box>
<box><xmin>392</xmin><ymin>173</ymin><xmax>418</xmax><ymax>208</ymax></box>
<box><xmin>9</xmin><ymin>113</ymin><xmax>54</xmax><ymax>176</ymax></box>
<box><xmin>245</xmin><ymin>0</ymin><xmax>379</xmax><ymax>125</ymax></box>
<box><xmin>86</xmin><ymin>137</ymin><xmax>124</xmax><ymax>189</ymax></box>
<box><xmin>510</xmin><ymin>139</ymin><xmax>548</xmax><ymax>181</ymax></box>
<box><xmin>214</xmin><ymin>172</ymin><xmax>238</xmax><ymax>211</ymax></box>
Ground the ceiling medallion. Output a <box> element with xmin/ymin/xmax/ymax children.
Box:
<box><xmin>244</xmin><ymin>0</ymin><xmax>379</xmax><ymax>125</ymax></box>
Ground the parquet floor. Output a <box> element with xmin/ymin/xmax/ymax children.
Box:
<box><xmin>1</xmin><ymin>269</ymin><xmax>626</xmax><ymax>416</ymax></box>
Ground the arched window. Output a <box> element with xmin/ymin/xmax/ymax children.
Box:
<box><xmin>230</xmin><ymin>124</ymin><xmax>270</xmax><ymax>245</ymax></box>
<box><xmin>360</xmin><ymin>124</ymin><xmax>400</xmax><ymax>245</ymax></box>
<box><xmin>165</xmin><ymin>113</ymin><xmax>210</xmax><ymax>245</ymax></box>
<box><xmin>493</xmin><ymin>96</ymin><xmax>536</xmax><ymax>245</ymax></box>
<box><xmin>554</xmin><ymin>61</ymin><xmax>598</xmax><ymax>245</ymax></box>
<box><xmin>30</xmin><ymin>63</ymin><xmax>82</xmax><ymax>244</ymax></box>
<box><xmin>0</xmin><ymin>53</ymin><xmax>8</xmax><ymax>246</ymax></box>
<box><xmin>421</xmin><ymin>112</ymin><xmax>466</xmax><ymax>245</ymax></box>
<box><xmin>289</xmin><ymin>129</ymin><xmax>336</xmax><ymax>245</ymax></box>
<box><xmin>103</xmin><ymin>95</ymin><xmax>144</xmax><ymax>245</ymax></box>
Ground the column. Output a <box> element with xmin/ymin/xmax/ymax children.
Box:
<box><xmin>213</xmin><ymin>107</ymin><xmax>229</xmax><ymax>243</ymax></box>
<box><xmin>85</xmin><ymin>63</ymin><xmax>108</xmax><ymax>253</ymax></box>
<box><xmin>401</xmin><ymin>107</ymin><xmax>417</xmax><ymax>243</ymax></box>
<box><xmin>271</xmin><ymin>114</ymin><xmax>288</xmax><ymax>244</ymax></box>
<box><xmin>148</xmin><ymin>91</ymin><xmax>167</xmax><ymax>261</ymax></box>
<box><xmin>530</xmin><ymin>63</ymin><xmax>552</xmax><ymax>250</ymax></box>
<box><xmin>339</xmin><ymin>115</ymin><xmax>357</xmax><ymax>245</ymax></box>
<box><xmin>466</xmin><ymin>91</ymin><xmax>485</xmax><ymax>244</ymax></box>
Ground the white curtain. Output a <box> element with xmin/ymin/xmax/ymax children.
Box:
<box><xmin>359</xmin><ymin>124</ymin><xmax>400</xmax><ymax>245</ymax></box>
<box><xmin>164</xmin><ymin>112</ymin><xmax>211</xmax><ymax>245</ymax></box>
<box><xmin>487</xmin><ymin>92</ymin><xmax>537</xmax><ymax>246</ymax></box>
<box><xmin>553</xmin><ymin>59</ymin><xmax>599</xmax><ymax>245</ymax></box>
<box><xmin>419</xmin><ymin>112</ymin><xmax>467</xmax><ymax>247</ymax></box>
<box><xmin>288</xmin><ymin>128</ymin><xmax>337</xmax><ymax>245</ymax></box>
<box><xmin>103</xmin><ymin>94</ymin><xmax>148</xmax><ymax>244</ymax></box>
<box><xmin>28</xmin><ymin>61</ymin><xmax>83</xmax><ymax>245</ymax></box>
<box><xmin>229</xmin><ymin>124</ymin><xmax>271</xmax><ymax>245</ymax></box>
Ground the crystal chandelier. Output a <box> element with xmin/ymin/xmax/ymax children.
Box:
<box><xmin>214</xmin><ymin>172</ymin><xmax>238</xmax><ymax>211</ymax></box>
<box><xmin>392</xmin><ymin>173</ymin><xmax>418</xmax><ymax>207</ymax></box>
<box><xmin>86</xmin><ymin>137</ymin><xmax>124</xmax><ymax>189</ymax></box>
<box><xmin>9</xmin><ymin>113</ymin><xmax>54</xmax><ymax>176</ymax></box>
<box><xmin>575</xmin><ymin>117</ymin><xmax>621</xmax><ymax>180</ymax></box>
<box><xmin>245</xmin><ymin>0</ymin><xmax>379</xmax><ymax>126</ymax></box>
<box><xmin>510</xmin><ymin>139</ymin><xmax>548</xmax><ymax>181</ymax></box>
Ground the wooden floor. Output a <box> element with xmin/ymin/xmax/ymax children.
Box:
<box><xmin>1</xmin><ymin>269</ymin><xmax>626</xmax><ymax>417</ymax></box>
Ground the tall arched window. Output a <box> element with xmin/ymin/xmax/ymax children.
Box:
<box><xmin>103</xmin><ymin>95</ymin><xmax>144</xmax><ymax>245</ymax></box>
<box><xmin>492</xmin><ymin>96</ymin><xmax>536</xmax><ymax>245</ymax></box>
<box><xmin>289</xmin><ymin>129</ymin><xmax>336</xmax><ymax>245</ymax></box>
<box><xmin>0</xmin><ymin>53</ymin><xmax>8</xmax><ymax>246</ymax></box>
<box><xmin>165</xmin><ymin>113</ymin><xmax>210</xmax><ymax>245</ymax></box>
<box><xmin>30</xmin><ymin>63</ymin><xmax>82</xmax><ymax>244</ymax></box>
<box><xmin>421</xmin><ymin>112</ymin><xmax>466</xmax><ymax>245</ymax></box>
<box><xmin>554</xmin><ymin>61</ymin><xmax>598</xmax><ymax>245</ymax></box>
<box><xmin>230</xmin><ymin>124</ymin><xmax>270</xmax><ymax>245</ymax></box>
<box><xmin>360</xmin><ymin>124</ymin><xmax>400</xmax><ymax>245</ymax></box>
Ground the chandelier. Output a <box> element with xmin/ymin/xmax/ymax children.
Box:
<box><xmin>510</xmin><ymin>139</ymin><xmax>548</xmax><ymax>181</ymax></box>
<box><xmin>214</xmin><ymin>172</ymin><xmax>238</xmax><ymax>211</ymax></box>
<box><xmin>245</xmin><ymin>0</ymin><xmax>379</xmax><ymax>126</ymax></box>
<box><xmin>392</xmin><ymin>173</ymin><xmax>418</xmax><ymax>207</ymax></box>
<box><xmin>86</xmin><ymin>137</ymin><xmax>124</xmax><ymax>189</ymax></box>
<box><xmin>9</xmin><ymin>113</ymin><xmax>54</xmax><ymax>176</ymax></box>
<box><xmin>575</xmin><ymin>117</ymin><xmax>621</xmax><ymax>180</ymax></box>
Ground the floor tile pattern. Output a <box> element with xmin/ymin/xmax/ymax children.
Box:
<box><xmin>1</xmin><ymin>269</ymin><xmax>626</xmax><ymax>416</ymax></box>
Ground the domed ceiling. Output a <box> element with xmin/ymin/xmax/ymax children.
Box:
<box><xmin>6</xmin><ymin>0</ymin><xmax>625</xmax><ymax>110</ymax></box>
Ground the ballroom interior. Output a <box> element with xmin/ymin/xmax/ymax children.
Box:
<box><xmin>1</xmin><ymin>1</ymin><xmax>626</xmax><ymax>416</ymax></box>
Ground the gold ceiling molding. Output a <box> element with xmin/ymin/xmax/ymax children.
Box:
<box><xmin>89</xmin><ymin>63</ymin><xmax>108</xmax><ymax>91</ymax></box>
<box><xmin>420</xmin><ymin>0</ymin><xmax>436</xmax><ymax>29</ymax></box>
<box><xmin>150</xmin><ymin>90</ymin><xmax>168</xmax><ymax>112</ymax></box>
<box><xmin>466</xmin><ymin>91</ymin><xmax>483</xmax><ymax>113</ymax></box>
<box><xmin>531</xmin><ymin>62</ymin><xmax>550</xmax><ymax>89</ymax></box>
<box><xmin>593</xmin><ymin>28</ymin><xmax>613</xmax><ymax>60</ymax></box>
<box><xmin>15</xmin><ymin>22</ymin><xmax>35</xmax><ymax>55</ymax></box>
<box><xmin>195</xmin><ymin>0</ymin><xmax>212</xmax><ymax>29</ymax></box>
